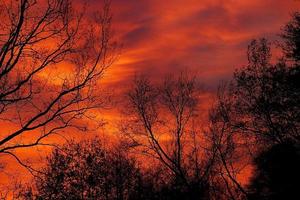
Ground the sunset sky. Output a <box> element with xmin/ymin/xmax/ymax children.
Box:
<box><xmin>104</xmin><ymin>0</ymin><xmax>299</xmax><ymax>88</ymax></box>
<box><xmin>1</xmin><ymin>0</ymin><xmax>300</xmax><ymax>191</ymax></box>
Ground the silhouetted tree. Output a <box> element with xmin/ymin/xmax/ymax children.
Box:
<box><xmin>123</xmin><ymin>73</ymin><xmax>213</xmax><ymax>199</ymax></box>
<box><xmin>281</xmin><ymin>12</ymin><xmax>300</xmax><ymax>64</ymax></box>
<box><xmin>208</xmin><ymin>85</ymin><xmax>249</xmax><ymax>200</ymax></box>
<box><xmin>208</xmin><ymin>12</ymin><xmax>300</xmax><ymax>199</ymax></box>
<box><xmin>229</xmin><ymin>38</ymin><xmax>299</xmax><ymax>145</ymax></box>
<box><xmin>208</xmin><ymin>39</ymin><xmax>300</xmax><ymax>199</ymax></box>
<box><xmin>0</xmin><ymin>0</ymin><xmax>116</xmax><ymax>171</ymax></box>
<box><xmin>248</xmin><ymin>142</ymin><xmax>300</xmax><ymax>200</ymax></box>
<box><xmin>18</xmin><ymin>139</ymin><xmax>142</xmax><ymax>200</ymax></box>
<box><xmin>246</xmin><ymin>13</ymin><xmax>300</xmax><ymax>199</ymax></box>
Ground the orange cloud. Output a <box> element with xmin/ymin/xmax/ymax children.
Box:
<box><xmin>1</xmin><ymin>0</ymin><xmax>299</xmax><ymax>190</ymax></box>
<box><xmin>104</xmin><ymin>0</ymin><xmax>300</xmax><ymax>87</ymax></box>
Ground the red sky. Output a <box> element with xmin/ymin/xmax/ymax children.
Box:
<box><xmin>1</xmin><ymin>0</ymin><xmax>300</xmax><ymax>192</ymax></box>
<box><xmin>103</xmin><ymin>0</ymin><xmax>299</xmax><ymax>89</ymax></box>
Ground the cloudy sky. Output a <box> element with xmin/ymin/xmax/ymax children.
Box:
<box><xmin>1</xmin><ymin>0</ymin><xmax>299</xmax><ymax>189</ymax></box>
<box><xmin>101</xmin><ymin>0</ymin><xmax>299</xmax><ymax>88</ymax></box>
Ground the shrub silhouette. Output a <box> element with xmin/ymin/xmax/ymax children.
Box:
<box><xmin>19</xmin><ymin>139</ymin><xmax>142</xmax><ymax>200</ymax></box>
<box><xmin>248</xmin><ymin>142</ymin><xmax>300</xmax><ymax>200</ymax></box>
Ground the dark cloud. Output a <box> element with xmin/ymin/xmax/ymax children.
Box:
<box><xmin>99</xmin><ymin>0</ymin><xmax>300</xmax><ymax>89</ymax></box>
<box><xmin>122</xmin><ymin>26</ymin><xmax>155</xmax><ymax>48</ymax></box>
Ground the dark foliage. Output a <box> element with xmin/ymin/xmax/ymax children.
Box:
<box><xmin>207</xmin><ymin>11</ymin><xmax>300</xmax><ymax>199</ymax></box>
<box><xmin>19</xmin><ymin>139</ymin><xmax>143</xmax><ymax>200</ymax></box>
<box><xmin>231</xmin><ymin>38</ymin><xmax>300</xmax><ymax>145</ymax></box>
<box><xmin>281</xmin><ymin>12</ymin><xmax>300</xmax><ymax>63</ymax></box>
<box><xmin>246</xmin><ymin>11</ymin><xmax>300</xmax><ymax>200</ymax></box>
<box><xmin>248</xmin><ymin>142</ymin><xmax>300</xmax><ymax>200</ymax></box>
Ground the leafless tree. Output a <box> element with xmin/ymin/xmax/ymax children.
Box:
<box><xmin>208</xmin><ymin>84</ymin><xmax>250</xmax><ymax>200</ymax></box>
<box><xmin>0</xmin><ymin>0</ymin><xmax>117</xmax><ymax>172</ymax></box>
<box><xmin>122</xmin><ymin>73</ymin><xmax>213</xmax><ymax>198</ymax></box>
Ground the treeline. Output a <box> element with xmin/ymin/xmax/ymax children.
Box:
<box><xmin>1</xmin><ymin>1</ymin><xmax>299</xmax><ymax>199</ymax></box>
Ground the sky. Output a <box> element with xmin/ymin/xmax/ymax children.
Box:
<box><xmin>1</xmin><ymin>0</ymin><xmax>300</xmax><ymax>190</ymax></box>
<box><xmin>103</xmin><ymin>0</ymin><xmax>300</xmax><ymax>89</ymax></box>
